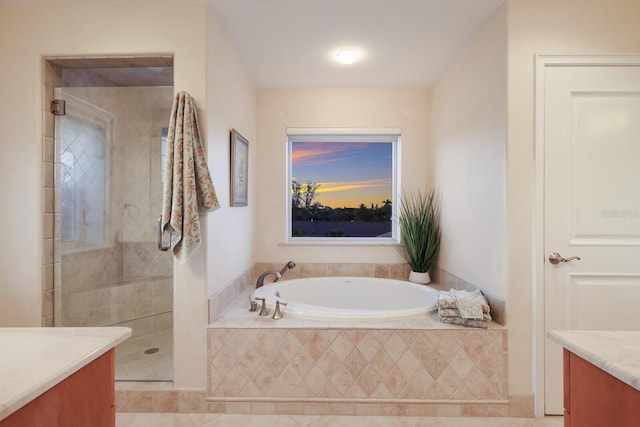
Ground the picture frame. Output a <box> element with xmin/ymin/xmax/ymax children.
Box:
<box><xmin>230</xmin><ymin>129</ymin><xmax>249</xmax><ymax>206</ymax></box>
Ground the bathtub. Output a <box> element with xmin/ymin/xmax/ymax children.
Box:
<box><xmin>252</xmin><ymin>276</ymin><xmax>439</xmax><ymax>321</ymax></box>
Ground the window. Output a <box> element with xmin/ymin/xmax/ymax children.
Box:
<box><xmin>287</xmin><ymin>128</ymin><xmax>400</xmax><ymax>243</ymax></box>
<box><xmin>60</xmin><ymin>113</ymin><xmax>107</xmax><ymax>249</ymax></box>
<box><xmin>58</xmin><ymin>94</ymin><xmax>110</xmax><ymax>252</ymax></box>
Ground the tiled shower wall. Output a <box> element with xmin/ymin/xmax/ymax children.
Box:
<box><xmin>60</xmin><ymin>241</ymin><xmax>172</xmax><ymax>331</ymax></box>
<box><xmin>42</xmin><ymin>58</ymin><xmax>174</xmax><ymax>327</ymax></box>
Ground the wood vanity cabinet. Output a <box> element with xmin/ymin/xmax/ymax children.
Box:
<box><xmin>0</xmin><ymin>349</ymin><xmax>115</xmax><ymax>427</ymax></box>
<box><xmin>563</xmin><ymin>349</ymin><xmax>640</xmax><ymax>427</ymax></box>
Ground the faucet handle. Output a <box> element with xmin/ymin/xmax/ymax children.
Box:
<box><xmin>273</xmin><ymin>300</ymin><xmax>288</xmax><ymax>319</ymax></box>
<box><xmin>255</xmin><ymin>297</ymin><xmax>269</xmax><ymax>316</ymax></box>
<box><xmin>249</xmin><ymin>295</ymin><xmax>258</xmax><ymax>312</ymax></box>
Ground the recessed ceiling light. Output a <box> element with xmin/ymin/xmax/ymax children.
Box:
<box><xmin>336</xmin><ymin>49</ymin><xmax>358</xmax><ymax>65</ymax></box>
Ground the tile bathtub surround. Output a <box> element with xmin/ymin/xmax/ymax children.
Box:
<box><xmin>206</xmin><ymin>327</ymin><xmax>508</xmax><ymax>415</ymax></box>
<box><xmin>253</xmin><ymin>262</ymin><xmax>413</xmax><ymax>281</ymax></box>
<box><xmin>209</xmin><ymin>267</ymin><xmax>255</xmax><ymax>322</ymax></box>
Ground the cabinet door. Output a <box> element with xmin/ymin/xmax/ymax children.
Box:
<box><xmin>1</xmin><ymin>350</ymin><xmax>115</xmax><ymax>427</ymax></box>
<box><xmin>566</xmin><ymin>350</ymin><xmax>640</xmax><ymax>427</ymax></box>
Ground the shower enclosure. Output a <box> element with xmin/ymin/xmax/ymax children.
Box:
<box><xmin>50</xmin><ymin>60</ymin><xmax>174</xmax><ymax>381</ymax></box>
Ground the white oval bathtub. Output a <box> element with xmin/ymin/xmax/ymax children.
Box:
<box><xmin>252</xmin><ymin>276</ymin><xmax>439</xmax><ymax>321</ymax></box>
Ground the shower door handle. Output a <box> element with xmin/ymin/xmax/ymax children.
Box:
<box><xmin>157</xmin><ymin>216</ymin><xmax>171</xmax><ymax>251</ymax></box>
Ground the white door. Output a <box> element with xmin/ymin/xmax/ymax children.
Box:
<box><xmin>543</xmin><ymin>63</ymin><xmax>640</xmax><ymax>414</ymax></box>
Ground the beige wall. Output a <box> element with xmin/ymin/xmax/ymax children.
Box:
<box><xmin>205</xmin><ymin>8</ymin><xmax>256</xmax><ymax>296</ymax></box>
<box><xmin>430</xmin><ymin>5</ymin><xmax>507</xmax><ymax>298</ymax></box>
<box><xmin>0</xmin><ymin>0</ymin><xmax>211</xmax><ymax>389</ymax></box>
<box><xmin>506</xmin><ymin>0</ymin><xmax>640</xmax><ymax>410</ymax></box>
<box><xmin>255</xmin><ymin>88</ymin><xmax>430</xmax><ymax>264</ymax></box>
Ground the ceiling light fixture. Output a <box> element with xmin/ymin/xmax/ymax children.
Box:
<box><xmin>336</xmin><ymin>49</ymin><xmax>358</xmax><ymax>65</ymax></box>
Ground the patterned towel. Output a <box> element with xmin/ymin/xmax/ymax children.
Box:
<box><xmin>437</xmin><ymin>289</ymin><xmax>492</xmax><ymax>328</ymax></box>
<box><xmin>438</xmin><ymin>315</ymin><xmax>489</xmax><ymax>329</ymax></box>
<box><xmin>450</xmin><ymin>289</ymin><xmax>486</xmax><ymax>319</ymax></box>
<box><xmin>438</xmin><ymin>308</ymin><xmax>492</xmax><ymax>322</ymax></box>
<box><xmin>161</xmin><ymin>92</ymin><xmax>220</xmax><ymax>264</ymax></box>
<box><xmin>438</xmin><ymin>292</ymin><xmax>491</xmax><ymax>314</ymax></box>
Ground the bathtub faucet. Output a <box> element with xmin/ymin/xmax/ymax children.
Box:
<box><xmin>255</xmin><ymin>261</ymin><xmax>296</xmax><ymax>289</ymax></box>
<box><xmin>278</xmin><ymin>260</ymin><xmax>296</xmax><ymax>276</ymax></box>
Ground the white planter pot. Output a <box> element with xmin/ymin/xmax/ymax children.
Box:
<box><xmin>409</xmin><ymin>270</ymin><xmax>431</xmax><ymax>284</ymax></box>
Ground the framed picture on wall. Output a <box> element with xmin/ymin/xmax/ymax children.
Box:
<box><xmin>230</xmin><ymin>129</ymin><xmax>249</xmax><ymax>206</ymax></box>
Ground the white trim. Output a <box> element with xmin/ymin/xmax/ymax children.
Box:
<box><xmin>533</xmin><ymin>54</ymin><xmax>640</xmax><ymax>417</ymax></box>
<box><xmin>533</xmin><ymin>53</ymin><xmax>640</xmax><ymax>67</ymax></box>
<box><xmin>285</xmin><ymin>129</ymin><xmax>401</xmax><ymax>245</ymax></box>
<box><xmin>287</xmin><ymin>127</ymin><xmax>401</xmax><ymax>136</ymax></box>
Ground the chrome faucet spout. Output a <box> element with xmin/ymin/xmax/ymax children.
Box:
<box><xmin>255</xmin><ymin>271</ymin><xmax>281</xmax><ymax>289</ymax></box>
<box><xmin>255</xmin><ymin>261</ymin><xmax>296</xmax><ymax>289</ymax></box>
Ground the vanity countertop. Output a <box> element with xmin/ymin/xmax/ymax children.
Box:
<box><xmin>548</xmin><ymin>330</ymin><xmax>640</xmax><ymax>392</ymax></box>
<box><xmin>0</xmin><ymin>327</ymin><xmax>131</xmax><ymax>421</ymax></box>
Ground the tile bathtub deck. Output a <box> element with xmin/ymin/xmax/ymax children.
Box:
<box><xmin>116</xmin><ymin>413</ymin><xmax>564</xmax><ymax>426</ymax></box>
<box><xmin>212</xmin><ymin>287</ymin><xmax>504</xmax><ymax>330</ymax></box>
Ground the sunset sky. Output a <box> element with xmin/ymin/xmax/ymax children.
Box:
<box><xmin>291</xmin><ymin>141</ymin><xmax>392</xmax><ymax>208</ymax></box>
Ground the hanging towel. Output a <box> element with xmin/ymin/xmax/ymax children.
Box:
<box><xmin>161</xmin><ymin>91</ymin><xmax>220</xmax><ymax>264</ymax></box>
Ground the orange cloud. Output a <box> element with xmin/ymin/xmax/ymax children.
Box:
<box><xmin>291</xmin><ymin>144</ymin><xmax>350</xmax><ymax>165</ymax></box>
<box><xmin>308</xmin><ymin>179</ymin><xmax>391</xmax><ymax>208</ymax></box>
<box><xmin>315</xmin><ymin>179</ymin><xmax>391</xmax><ymax>194</ymax></box>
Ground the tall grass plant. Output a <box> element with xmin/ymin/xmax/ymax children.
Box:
<box><xmin>398</xmin><ymin>189</ymin><xmax>441</xmax><ymax>273</ymax></box>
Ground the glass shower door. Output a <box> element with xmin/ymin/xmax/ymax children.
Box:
<box><xmin>53</xmin><ymin>80</ymin><xmax>174</xmax><ymax>382</ymax></box>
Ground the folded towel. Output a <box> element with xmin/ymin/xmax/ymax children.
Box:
<box><xmin>450</xmin><ymin>289</ymin><xmax>486</xmax><ymax>319</ymax></box>
<box><xmin>438</xmin><ymin>314</ymin><xmax>489</xmax><ymax>329</ymax></box>
<box><xmin>438</xmin><ymin>308</ymin><xmax>492</xmax><ymax>322</ymax></box>
<box><xmin>161</xmin><ymin>92</ymin><xmax>220</xmax><ymax>265</ymax></box>
<box><xmin>437</xmin><ymin>289</ymin><xmax>492</xmax><ymax>328</ymax></box>
<box><xmin>438</xmin><ymin>292</ymin><xmax>491</xmax><ymax>314</ymax></box>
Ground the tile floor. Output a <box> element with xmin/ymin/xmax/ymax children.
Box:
<box><xmin>115</xmin><ymin>328</ymin><xmax>173</xmax><ymax>381</ymax></box>
<box><xmin>116</xmin><ymin>413</ymin><xmax>564</xmax><ymax>427</ymax></box>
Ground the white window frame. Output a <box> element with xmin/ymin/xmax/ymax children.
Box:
<box><xmin>285</xmin><ymin>128</ymin><xmax>401</xmax><ymax>245</ymax></box>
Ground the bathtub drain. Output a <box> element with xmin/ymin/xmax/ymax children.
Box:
<box><xmin>144</xmin><ymin>348</ymin><xmax>159</xmax><ymax>355</ymax></box>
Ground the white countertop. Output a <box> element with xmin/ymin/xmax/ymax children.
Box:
<box><xmin>0</xmin><ymin>327</ymin><xmax>131</xmax><ymax>420</ymax></box>
<box><xmin>548</xmin><ymin>330</ymin><xmax>640</xmax><ymax>392</ymax></box>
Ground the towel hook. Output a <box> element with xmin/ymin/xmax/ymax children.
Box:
<box><xmin>157</xmin><ymin>216</ymin><xmax>172</xmax><ymax>251</ymax></box>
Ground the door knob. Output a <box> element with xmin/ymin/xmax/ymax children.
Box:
<box><xmin>549</xmin><ymin>252</ymin><xmax>581</xmax><ymax>265</ymax></box>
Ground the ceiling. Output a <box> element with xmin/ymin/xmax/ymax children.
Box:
<box><xmin>208</xmin><ymin>0</ymin><xmax>505</xmax><ymax>88</ymax></box>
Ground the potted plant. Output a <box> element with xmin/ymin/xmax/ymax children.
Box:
<box><xmin>398</xmin><ymin>189</ymin><xmax>441</xmax><ymax>284</ymax></box>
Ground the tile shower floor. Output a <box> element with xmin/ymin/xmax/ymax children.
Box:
<box><xmin>116</xmin><ymin>413</ymin><xmax>564</xmax><ymax>426</ymax></box>
<box><xmin>116</xmin><ymin>328</ymin><xmax>173</xmax><ymax>381</ymax></box>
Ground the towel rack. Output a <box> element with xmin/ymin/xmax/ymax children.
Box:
<box><xmin>157</xmin><ymin>216</ymin><xmax>171</xmax><ymax>251</ymax></box>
